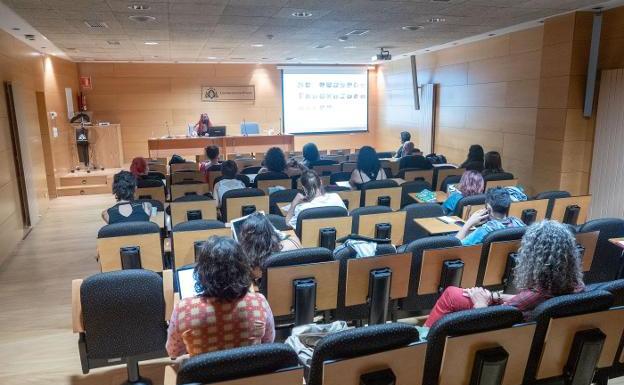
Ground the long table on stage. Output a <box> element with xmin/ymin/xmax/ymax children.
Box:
<box><xmin>148</xmin><ymin>134</ymin><xmax>295</xmax><ymax>157</ymax></box>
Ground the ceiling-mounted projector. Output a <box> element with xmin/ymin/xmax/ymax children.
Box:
<box><xmin>372</xmin><ymin>47</ymin><xmax>391</xmax><ymax>61</ymax></box>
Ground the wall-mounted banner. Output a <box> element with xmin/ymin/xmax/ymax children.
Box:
<box><xmin>201</xmin><ymin>86</ymin><xmax>255</xmax><ymax>102</ymax></box>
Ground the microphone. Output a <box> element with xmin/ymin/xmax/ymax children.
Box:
<box><xmin>166</xmin><ymin>121</ymin><xmax>172</xmax><ymax>138</ymax></box>
<box><xmin>278</xmin><ymin>117</ymin><xmax>282</xmax><ymax>135</ymax></box>
<box><xmin>242</xmin><ymin>118</ymin><xmax>248</xmax><ymax>137</ymax></box>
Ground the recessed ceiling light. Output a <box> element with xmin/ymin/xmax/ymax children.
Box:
<box><xmin>24</xmin><ymin>34</ymin><xmax>35</xmax><ymax>41</ymax></box>
<box><xmin>344</xmin><ymin>46</ymin><xmax>357</xmax><ymax>49</ymax></box>
<box><xmin>12</xmin><ymin>27</ymin><xmax>20</xmax><ymax>31</ymax></box>
<box><xmin>291</xmin><ymin>11</ymin><xmax>312</xmax><ymax>17</ymax></box>
<box><xmin>129</xmin><ymin>15</ymin><xmax>156</xmax><ymax>22</ymax></box>
<box><xmin>338</xmin><ymin>36</ymin><xmax>348</xmax><ymax>42</ymax></box>
<box><xmin>314</xmin><ymin>44</ymin><xmax>330</xmax><ymax>49</ymax></box>
<box><xmin>402</xmin><ymin>25</ymin><xmax>423</xmax><ymax>31</ymax></box>
<box><xmin>346</xmin><ymin>29</ymin><xmax>369</xmax><ymax>36</ymax></box>
<box><xmin>107</xmin><ymin>40</ymin><xmax>121</xmax><ymax>45</ymax></box>
<box><xmin>427</xmin><ymin>17</ymin><xmax>446</xmax><ymax>23</ymax></box>
<box><xmin>41</xmin><ymin>46</ymin><xmax>46</xmax><ymax>49</ymax></box>
<box><xmin>144</xmin><ymin>41</ymin><xmax>159</xmax><ymax>45</ymax></box>
<box><xmin>285</xmin><ymin>57</ymin><xmax>296</xmax><ymax>60</ymax></box>
<box><xmin>425</xmin><ymin>49</ymin><xmax>430</xmax><ymax>52</ymax></box>
<box><xmin>251</xmin><ymin>43</ymin><xmax>264</xmax><ymax>47</ymax></box>
<box><xmin>151</xmin><ymin>55</ymin><xmax>159</xmax><ymax>58</ymax></box>
<box><xmin>128</xmin><ymin>4</ymin><xmax>151</xmax><ymax>10</ymax></box>
<box><xmin>206</xmin><ymin>56</ymin><xmax>219</xmax><ymax>60</ymax></box>
<box><xmin>488</xmin><ymin>33</ymin><xmax>496</xmax><ymax>36</ymax></box>
<box><xmin>261</xmin><ymin>57</ymin><xmax>268</xmax><ymax>60</ymax></box>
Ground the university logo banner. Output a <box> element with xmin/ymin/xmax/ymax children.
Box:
<box><xmin>201</xmin><ymin>86</ymin><xmax>255</xmax><ymax>102</ymax></box>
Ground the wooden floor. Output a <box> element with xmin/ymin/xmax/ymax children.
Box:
<box><xmin>0</xmin><ymin>194</ymin><xmax>622</xmax><ymax>385</ymax></box>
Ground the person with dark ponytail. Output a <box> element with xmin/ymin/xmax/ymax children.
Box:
<box><xmin>349</xmin><ymin>145</ymin><xmax>387</xmax><ymax>189</ymax></box>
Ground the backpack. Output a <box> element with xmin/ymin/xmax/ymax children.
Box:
<box><xmin>425</xmin><ymin>153</ymin><xmax>447</xmax><ymax>164</ymax></box>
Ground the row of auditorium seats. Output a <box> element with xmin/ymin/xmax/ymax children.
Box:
<box><xmin>72</xmin><ymin>268</ymin><xmax>624</xmax><ymax>385</ymax></box>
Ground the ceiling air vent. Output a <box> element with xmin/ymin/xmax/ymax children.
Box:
<box><xmin>107</xmin><ymin>40</ymin><xmax>120</xmax><ymax>45</ymax></box>
<box><xmin>346</xmin><ymin>29</ymin><xmax>369</xmax><ymax>36</ymax></box>
<box><xmin>84</xmin><ymin>20</ymin><xmax>109</xmax><ymax>29</ymax></box>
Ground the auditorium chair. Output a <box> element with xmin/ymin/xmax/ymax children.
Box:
<box><xmin>534</xmin><ymin>190</ymin><xmax>571</xmax><ymax>219</ymax></box>
<box><xmin>171</xmin><ymin>170</ymin><xmax>204</xmax><ymax>184</ymax></box>
<box><xmin>523</xmin><ymin>290</ymin><xmax>615</xmax><ymax>384</ymax></box>
<box><xmin>577</xmin><ymin>218</ymin><xmax>624</xmax><ymax>283</ymax></box>
<box><xmin>307</xmin><ymin>323</ymin><xmax>422</xmax><ymax>385</ymax></box>
<box><xmin>254</xmin><ymin>171</ymin><xmax>292</xmax><ymax>190</ymax></box>
<box><xmin>296</xmin><ymin>206</ymin><xmax>351</xmax><ymax>249</ymax></box>
<box><xmin>72</xmin><ymin>269</ymin><xmax>172</xmax><ymax>385</ymax></box>
<box><xmin>167</xmin><ymin>344</ymin><xmax>302</xmax><ymax>385</ymax></box>
<box><xmin>135</xmin><ymin>179</ymin><xmax>166</xmax><ymax>204</ymax></box>
<box><xmin>170</xmin><ymin>181</ymin><xmax>210</xmax><ymax>201</ymax></box>
<box><xmin>423</xmin><ymin>306</ymin><xmax>524</xmax><ymax>385</ymax></box>
<box><xmin>439</xmin><ymin>174</ymin><xmax>461</xmax><ymax>194</ymax></box>
<box><xmin>400</xmin><ymin>180</ymin><xmax>432</xmax><ymax>208</ymax></box>
<box><xmin>260</xmin><ymin>247</ymin><xmax>338</xmax><ymax>327</ymax></box>
<box><xmin>97</xmin><ymin>221</ymin><xmax>163</xmax><ymax>272</ymax></box>
<box><xmin>333</xmin><ymin>245</ymin><xmax>412</xmax><ymax>325</ymax></box>
<box><xmin>359</xmin><ymin>179</ymin><xmax>401</xmax><ymax>210</ymax></box>
<box><xmin>268</xmin><ymin>188</ymin><xmax>300</xmax><ymax>216</ymax></box>
<box><xmin>212</xmin><ymin>173</ymin><xmax>250</xmax><ymax>188</ymax></box>
<box><xmin>587</xmin><ymin>278</ymin><xmax>624</xmax><ymax>306</ymax></box>
<box><xmin>432</xmin><ymin>166</ymin><xmax>463</xmax><ymax>191</ymax></box>
<box><xmin>220</xmin><ymin>188</ymin><xmax>267</xmax><ymax>222</ymax></box>
<box><xmin>341</xmin><ymin>161</ymin><xmax>357</xmax><ymax>173</ymax></box>
<box><xmin>376</xmin><ymin>151</ymin><xmax>394</xmax><ymax>159</ymax></box>
<box><xmin>396</xmin><ymin>236</ymin><xmax>462</xmax><ymax>316</ymax></box>
<box><xmin>170</xmin><ymin>195</ymin><xmax>217</xmax><ymax>226</ymax></box>
<box><xmin>401</xmin><ymin>203</ymin><xmax>445</xmax><ymax>244</ymax></box>
<box><xmin>326</xmin><ymin>185</ymin><xmax>361</xmax><ymax>211</ymax></box>
<box><xmin>329</xmin><ymin>171</ymin><xmax>351</xmax><ymax>185</ymax></box>
<box><xmin>312</xmin><ymin>163</ymin><xmax>340</xmax><ymax>176</ymax></box>
<box><xmin>241</xmin><ymin>165</ymin><xmax>262</xmax><ymax>174</ymax></box>
<box><xmin>477</xmin><ymin>227</ymin><xmax>527</xmax><ymax>291</ymax></box>
<box><xmin>350</xmin><ymin>206</ymin><xmax>406</xmax><ymax>245</ymax></box>
<box><xmin>330</xmin><ymin>148</ymin><xmax>351</xmax><ymax>155</ymax></box>
<box><xmin>454</xmin><ymin>193</ymin><xmax>487</xmax><ymax>218</ymax></box>
<box><xmin>147</xmin><ymin>163</ymin><xmax>167</xmax><ymax>176</ymax></box>
<box><xmin>483</xmin><ymin>172</ymin><xmax>514</xmax><ymax>182</ymax></box>
<box><xmin>170</xmin><ymin>161</ymin><xmax>197</xmax><ymax>173</ymax></box>
<box><xmin>171</xmin><ymin>220</ymin><xmax>230</xmax><ymax>268</ymax></box>
<box><xmin>397</xmin><ymin>168</ymin><xmax>434</xmax><ymax>185</ymax></box>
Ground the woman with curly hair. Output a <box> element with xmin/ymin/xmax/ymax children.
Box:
<box><xmin>166</xmin><ymin>236</ymin><xmax>275</xmax><ymax>357</ymax></box>
<box><xmin>258</xmin><ymin>146</ymin><xmax>302</xmax><ymax>177</ymax></box>
<box><xmin>238</xmin><ymin>213</ymin><xmax>301</xmax><ymax>281</ymax></box>
<box><xmin>442</xmin><ymin>170</ymin><xmax>485</xmax><ymax>214</ymax></box>
<box><xmin>424</xmin><ymin>220</ymin><xmax>584</xmax><ymax>327</ymax></box>
<box><xmin>101</xmin><ymin>170</ymin><xmax>152</xmax><ymax>224</ymax></box>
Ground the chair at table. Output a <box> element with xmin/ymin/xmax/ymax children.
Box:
<box><xmin>97</xmin><ymin>221</ymin><xmax>163</xmax><ymax>272</ymax></box>
<box><xmin>221</xmin><ymin>188</ymin><xmax>268</xmax><ymax>222</ymax></box>
<box><xmin>423</xmin><ymin>306</ymin><xmax>524</xmax><ymax>385</ymax></box>
<box><xmin>477</xmin><ymin>227</ymin><xmax>527</xmax><ymax>291</ymax></box>
<box><xmin>398</xmin><ymin>168</ymin><xmax>434</xmax><ymax>185</ymax></box>
<box><xmin>329</xmin><ymin>171</ymin><xmax>351</xmax><ymax>185</ymax></box>
<box><xmin>307</xmin><ymin>323</ymin><xmax>423</xmax><ymax>385</ymax></box>
<box><xmin>212</xmin><ymin>174</ymin><xmax>251</xmax><ymax>189</ymax></box>
<box><xmin>360</xmin><ymin>180</ymin><xmax>401</xmax><ymax>210</ymax></box>
<box><xmin>312</xmin><ymin>163</ymin><xmax>341</xmax><ymax>176</ymax></box>
<box><xmin>400</xmin><ymin>180</ymin><xmax>432</xmax><ymax>208</ymax></box>
<box><xmin>269</xmin><ymin>188</ymin><xmax>300</xmax><ymax>216</ymax></box>
<box><xmin>534</xmin><ymin>190</ymin><xmax>571</xmax><ymax>219</ymax></box>
<box><xmin>483</xmin><ymin>171</ymin><xmax>514</xmax><ymax>183</ymax></box>
<box><xmin>241</xmin><ymin>166</ymin><xmax>262</xmax><ymax>174</ymax></box>
<box><xmin>168</xmin><ymin>344</ymin><xmax>302</xmax><ymax>385</ymax></box>
<box><xmin>439</xmin><ymin>174</ymin><xmax>461</xmax><ymax>194</ymax></box>
<box><xmin>72</xmin><ymin>269</ymin><xmax>172</xmax><ymax>385</ymax></box>
<box><xmin>170</xmin><ymin>162</ymin><xmax>197</xmax><ymax>173</ymax></box>
<box><xmin>135</xmin><ymin>179</ymin><xmax>166</xmax><ymax>204</ymax></box>
<box><xmin>297</xmin><ymin>206</ymin><xmax>351</xmax><ymax>249</ymax></box>
<box><xmin>433</xmin><ymin>166</ymin><xmax>464</xmax><ymax>191</ymax></box>
<box><xmin>171</xmin><ymin>220</ymin><xmax>230</xmax><ymax>268</ymax></box>
<box><xmin>577</xmin><ymin>218</ymin><xmax>624</xmax><ymax>283</ymax></box>
<box><xmin>170</xmin><ymin>182</ymin><xmax>210</xmax><ymax>201</ymax></box>
<box><xmin>395</xmin><ymin>236</ymin><xmax>462</xmax><ymax>316</ymax></box>
<box><xmin>171</xmin><ymin>170</ymin><xmax>204</xmax><ymax>184</ymax></box>
<box><xmin>523</xmin><ymin>290</ymin><xmax>615</xmax><ymax>385</ymax></box>
<box><xmin>454</xmin><ymin>193</ymin><xmax>486</xmax><ymax>218</ymax></box>
<box><xmin>259</xmin><ymin>247</ymin><xmax>338</xmax><ymax>327</ymax></box>
<box><xmin>351</xmin><ymin>206</ymin><xmax>406</xmax><ymax>246</ymax></box>
<box><xmin>341</xmin><ymin>162</ymin><xmax>357</xmax><ymax>173</ymax></box>
<box><xmin>587</xmin><ymin>278</ymin><xmax>624</xmax><ymax>306</ymax></box>
<box><xmin>401</xmin><ymin>202</ymin><xmax>444</xmax><ymax>244</ymax></box>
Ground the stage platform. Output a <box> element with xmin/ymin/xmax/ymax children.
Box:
<box><xmin>57</xmin><ymin>168</ymin><xmax>122</xmax><ymax>197</ymax></box>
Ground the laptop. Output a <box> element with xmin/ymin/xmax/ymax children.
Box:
<box><xmin>176</xmin><ymin>264</ymin><xmax>201</xmax><ymax>299</ymax></box>
<box><xmin>208</xmin><ymin>126</ymin><xmax>226</xmax><ymax>137</ymax></box>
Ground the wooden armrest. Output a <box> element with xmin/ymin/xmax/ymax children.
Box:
<box><xmin>163</xmin><ymin>269</ymin><xmax>174</xmax><ymax>321</ymax></box>
<box><xmin>72</xmin><ymin>279</ymin><xmax>84</xmax><ymax>333</ymax></box>
<box><xmin>163</xmin><ymin>365</ymin><xmax>177</xmax><ymax>385</ymax></box>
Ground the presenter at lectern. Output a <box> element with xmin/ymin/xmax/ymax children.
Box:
<box><xmin>193</xmin><ymin>113</ymin><xmax>212</xmax><ymax>136</ymax></box>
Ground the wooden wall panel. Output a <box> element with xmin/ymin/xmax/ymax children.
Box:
<box><xmin>378</xmin><ymin>26</ymin><xmax>543</xmax><ymax>193</ymax></box>
<box><xmin>80</xmin><ymin>63</ymin><xmax>377</xmax><ymax>161</ymax></box>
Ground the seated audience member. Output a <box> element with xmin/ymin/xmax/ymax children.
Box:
<box><xmin>394</xmin><ymin>131</ymin><xmax>411</xmax><ymax>158</ymax></box>
<box><xmin>259</xmin><ymin>146</ymin><xmax>302</xmax><ymax>177</ymax></box>
<box><xmin>399</xmin><ymin>142</ymin><xmax>433</xmax><ymax>170</ymax></box>
<box><xmin>425</xmin><ymin>220</ymin><xmax>584</xmax><ymax>327</ymax></box>
<box><xmin>301</xmin><ymin>142</ymin><xmax>321</xmax><ymax>168</ymax></box>
<box><xmin>460</xmin><ymin>144</ymin><xmax>485</xmax><ymax>172</ymax></box>
<box><xmin>213</xmin><ymin>160</ymin><xmax>246</xmax><ymax>208</ymax></box>
<box><xmin>442</xmin><ymin>170</ymin><xmax>484</xmax><ymax>214</ymax></box>
<box><xmin>101</xmin><ymin>171</ymin><xmax>152</xmax><ymax>224</ymax></box>
<box><xmin>456</xmin><ymin>187</ymin><xmax>525</xmax><ymax>246</ymax></box>
<box><xmin>199</xmin><ymin>145</ymin><xmax>221</xmax><ymax>174</ymax></box>
<box><xmin>166</xmin><ymin>236</ymin><xmax>275</xmax><ymax>357</ymax></box>
<box><xmin>130</xmin><ymin>156</ymin><xmax>163</xmax><ymax>186</ymax></box>
<box><xmin>482</xmin><ymin>151</ymin><xmax>504</xmax><ymax>177</ymax></box>
<box><xmin>239</xmin><ymin>213</ymin><xmax>301</xmax><ymax>282</ymax></box>
<box><xmin>286</xmin><ymin>170</ymin><xmax>346</xmax><ymax>229</ymax></box>
<box><xmin>349</xmin><ymin>145</ymin><xmax>387</xmax><ymax>189</ymax></box>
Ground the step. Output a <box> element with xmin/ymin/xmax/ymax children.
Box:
<box><xmin>57</xmin><ymin>184</ymin><xmax>110</xmax><ymax>196</ymax></box>
<box><xmin>59</xmin><ymin>174</ymin><xmax>108</xmax><ymax>187</ymax></box>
